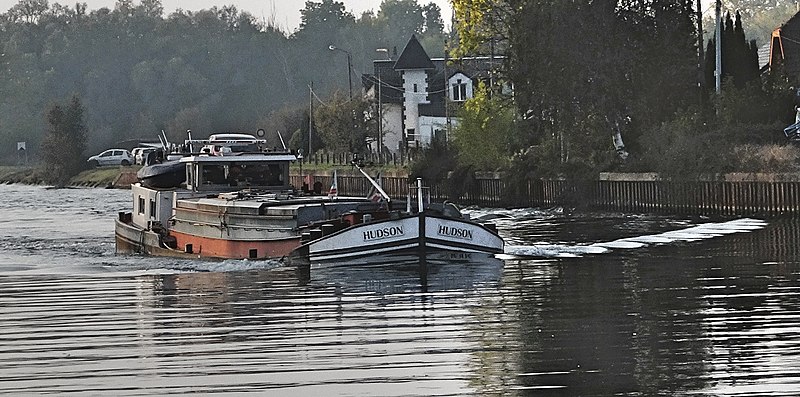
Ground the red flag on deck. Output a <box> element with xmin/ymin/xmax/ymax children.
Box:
<box><xmin>328</xmin><ymin>169</ymin><xmax>338</xmax><ymax>198</ymax></box>
<box><xmin>367</xmin><ymin>172</ymin><xmax>383</xmax><ymax>202</ymax></box>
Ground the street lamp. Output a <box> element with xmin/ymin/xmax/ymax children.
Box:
<box><xmin>328</xmin><ymin>44</ymin><xmax>352</xmax><ymax>99</ymax></box>
<box><xmin>375</xmin><ymin>48</ymin><xmax>390</xmax><ymax>156</ymax></box>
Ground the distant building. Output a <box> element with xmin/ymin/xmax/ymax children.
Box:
<box><xmin>363</xmin><ymin>35</ymin><xmax>504</xmax><ymax>155</ymax></box>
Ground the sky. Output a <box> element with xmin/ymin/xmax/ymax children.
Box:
<box><xmin>0</xmin><ymin>0</ymin><xmax>454</xmax><ymax>32</ymax></box>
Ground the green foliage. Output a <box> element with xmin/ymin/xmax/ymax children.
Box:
<box><xmin>313</xmin><ymin>92</ymin><xmax>376</xmax><ymax>153</ymax></box>
<box><xmin>704</xmin><ymin>12</ymin><xmax>760</xmax><ymax>91</ymax></box>
<box><xmin>451</xmin><ymin>0</ymin><xmax>511</xmax><ymax>58</ymax></box>
<box><xmin>272</xmin><ymin>106</ymin><xmax>323</xmax><ymax>155</ymax></box>
<box><xmin>730</xmin><ymin>144</ymin><xmax>800</xmax><ymax>173</ymax></box>
<box><xmin>635</xmin><ymin>110</ymin><xmax>734</xmax><ymax>180</ymax></box>
<box><xmin>40</xmin><ymin>95</ymin><xmax>88</xmax><ymax>186</ymax></box>
<box><xmin>0</xmin><ymin>0</ymin><xmax>443</xmax><ymax>162</ymax></box>
<box><xmin>378</xmin><ymin>0</ymin><xmax>424</xmax><ymax>43</ymax></box>
<box><xmin>716</xmin><ymin>79</ymin><xmax>793</xmax><ymax>127</ymax></box>
<box><xmin>409</xmin><ymin>135</ymin><xmax>457</xmax><ymax>183</ymax></box>
<box><xmin>451</xmin><ymin>83</ymin><xmax>517</xmax><ymax>170</ymax></box>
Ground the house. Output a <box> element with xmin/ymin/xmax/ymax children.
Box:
<box><xmin>363</xmin><ymin>35</ymin><xmax>503</xmax><ymax>155</ymax></box>
<box><xmin>768</xmin><ymin>12</ymin><xmax>800</xmax><ymax>77</ymax></box>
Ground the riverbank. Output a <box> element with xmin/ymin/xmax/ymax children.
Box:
<box><xmin>0</xmin><ymin>164</ymin><xmax>404</xmax><ymax>189</ymax></box>
<box><xmin>0</xmin><ymin>166</ymin><xmax>139</xmax><ymax>188</ymax></box>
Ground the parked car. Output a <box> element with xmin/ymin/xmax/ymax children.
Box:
<box><xmin>131</xmin><ymin>147</ymin><xmax>157</xmax><ymax>165</ymax></box>
<box><xmin>87</xmin><ymin>149</ymin><xmax>133</xmax><ymax>167</ymax></box>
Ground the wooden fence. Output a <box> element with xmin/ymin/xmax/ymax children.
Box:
<box><xmin>297</xmin><ymin>151</ymin><xmax>415</xmax><ymax>167</ymax></box>
<box><xmin>290</xmin><ymin>171</ymin><xmax>800</xmax><ymax>217</ymax></box>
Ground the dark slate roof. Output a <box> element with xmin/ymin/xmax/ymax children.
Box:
<box><xmin>368</xmin><ymin>60</ymin><xmax>405</xmax><ymax>103</ymax></box>
<box><xmin>362</xmin><ymin>35</ymin><xmax>506</xmax><ymax>107</ymax></box>
<box><xmin>393</xmin><ymin>35</ymin><xmax>435</xmax><ymax>70</ymax></box>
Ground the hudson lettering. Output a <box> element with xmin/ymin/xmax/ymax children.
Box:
<box><xmin>438</xmin><ymin>225</ymin><xmax>473</xmax><ymax>240</ymax></box>
<box><xmin>363</xmin><ymin>226</ymin><xmax>404</xmax><ymax>241</ymax></box>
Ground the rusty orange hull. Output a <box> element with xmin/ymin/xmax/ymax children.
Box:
<box><xmin>167</xmin><ymin>230</ymin><xmax>302</xmax><ymax>259</ymax></box>
<box><xmin>116</xmin><ymin>218</ymin><xmax>301</xmax><ymax>260</ymax></box>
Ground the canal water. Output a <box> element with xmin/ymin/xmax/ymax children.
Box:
<box><xmin>1</xmin><ymin>184</ymin><xmax>799</xmax><ymax>396</ymax></box>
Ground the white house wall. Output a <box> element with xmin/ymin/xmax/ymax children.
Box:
<box><xmin>401</xmin><ymin>70</ymin><xmax>429</xmax><ymax>143</ymax></box>
<box><xmin>381</xmin><ymin>104</ymin><xmax>404</xmax><ymax>154</ymax></box>
<box><xmin>418</xmin><ymin>116</ymin><xmax>449</xmax><ymax>146</ymax></box>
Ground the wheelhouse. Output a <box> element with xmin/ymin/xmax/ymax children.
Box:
<box><xmin>181</xmin><ymin>152</ymin><xmax>297</xmax><ymax>192</ymax></box>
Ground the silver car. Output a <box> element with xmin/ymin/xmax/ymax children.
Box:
<box><xmin>87</xmin><ymin>149</ymin><xmax>133</xmax><ymax>167</ymax></box>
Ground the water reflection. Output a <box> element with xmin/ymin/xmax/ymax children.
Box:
<box><xmin>2</xmin><ymin>185</ymin><xmax>800</xmax><ymax>395</ymax></box>
<box><xmin>498</xmin><ymin>220</ymin><xmax>800</xmax><ymax>396</ymax></box>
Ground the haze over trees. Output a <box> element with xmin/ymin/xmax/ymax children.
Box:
<box><xmin>2</xmin><ymin>0</ymin><xmax>799</xmax><ymax>188</ymax></box>
<box><xmin>0</xmin><ymin>0</ymin><xmax>446</xmax><ymax>162</ymax></box>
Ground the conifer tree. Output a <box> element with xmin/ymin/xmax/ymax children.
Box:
<box><xmin>40</xmin><ymin>95</ymin><xmax>88</xmax><ymax>186</ymax></box>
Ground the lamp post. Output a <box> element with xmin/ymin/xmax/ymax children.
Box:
<box><xmin>328</xmin><ymin>45</ymin><xmax>352</xmax><ymax>99</ymax></box>
<box><xmin>375</xmin><ymin>48</ymin><xmax>391</xmax><ymax>157</ymax></box>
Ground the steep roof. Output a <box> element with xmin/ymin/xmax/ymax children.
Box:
<box><xmin>393</xmin><ymin>35</ymin><xmax>435</xmax><ymax>70</ymax></box>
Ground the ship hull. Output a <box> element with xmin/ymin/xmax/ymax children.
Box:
<box><xmin>115</xmin><ymin>217</ymin><xmax>301</xmax><ymax>260</ymax></box>
<box><xmin>294</xmin><ymin>213</ymin><xmax>504</xmax><ymax>262</ymax></box>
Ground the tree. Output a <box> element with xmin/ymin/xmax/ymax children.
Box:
<box><xmin>0</xmin><ymin>0</ymin><xmax>458</xmax><ymax>162</ymax></box>
<box><xmin>7</xmin><ymin>0</ymin><xmax>49</xmax><ymax>24</ymax></box>
<box><xmin>706</xmin><ymin>0</ymin><xmax>795</xmax><ymax>44</ymax></box>
<box><xmin>454</xmin><ymin>0</ymin><xmax>699</xmax><ymax>173</ymax></box>
<box><xmin>40</xmin><ymin>95</ymin><xmax>88</xmax><ymax>186</ymax></box>
<box><xmin>419</xmin><ymin>2</ymin><xmax>446</xmax><ymax>56</ymax></box>
<box><xmin>313</xmin><ymin>92</ymin><xmax>376</xmax><ymax>153</ymax></box>
<box><xmin>378</xmin><ymin>0</ymin><xmax>424</xmax><ymax>42</ymax></box>
<box><xmin>296</xmin><ymin>0</ymin><xmax>355</xmax><ymax>39</ymax></box>
<box><xmin>704</xmin><ymin>11</ymin><xmax>760</xmax><ymax>90</ymax></box>
<box><xmin>451</xmin><ymin>83</ymin><xmax>517</xmax><ymax>170</ymax></box>
<box><xmin>261</xmin><ymin>104</ymin><xmax>320</xmax><ymax>152</ymax></box>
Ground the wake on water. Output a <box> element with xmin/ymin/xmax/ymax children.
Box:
<box><xmin>107</xmin><ymin>215</ymin><xmax>767</xmax><ymax>271</ymax></box>
<box><xmin>498</xmin><ymin>217</ymin><xmax>768</xmax><ymax>259</ymax></box>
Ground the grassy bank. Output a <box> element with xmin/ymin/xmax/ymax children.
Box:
<box><xmin>0</xmin><ymin>165</ymin><xmax>140</xmax><ymax>188</ymax></box>
<box><xmin>0</xmin><ymin>166</ymin><xmax>47</xmax><ymax>185</ymax></box>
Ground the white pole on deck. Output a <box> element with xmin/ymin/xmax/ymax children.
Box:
<box><xmin>417</xmin><ymin>178</ymin><xmax>424</xmax><ymax>213</ymax></box>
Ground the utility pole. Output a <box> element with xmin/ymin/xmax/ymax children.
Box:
<box><xmin>696</xmin><ymin>0</ymin><xmax>705</xmax><ymax>96</ymax></box>
<box><xmin>308</xmin><ymin>82</ymin><xmax>313</xmax><ymax>156</ymax></box>
<box><xmin>715</xmin><ymin>0</ymin><xmax>722</xmax><ymax>93</ymax></box>
<box><xmin>329</xmin><ymin>45</ymin><xmax>353</xmax><ymax>100</ymax></box>
<box><xmin>378</xmin><ymin>72</ymin><xmax>382</xmax><ymax>156</ymax></box>
<box><xmin>375</xmin><ymin>48</ymin><xmax>390</xmax><ymax>157</ymax></box>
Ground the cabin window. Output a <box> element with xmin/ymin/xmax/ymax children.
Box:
<box><xmin>137</xmin><ymin>196</ymin><xmax>145</xmax><ymax>214</ymax></box>
<box><xmin>149</xmin><ymin>199</ymin><xmax>156</xmax><ymax>218</ymax></box>
<box><xmin>201</xmin><ymin>165</ymin><xmax>227</xmax><ymax>185</ymax></box>
<box><xmin>187</xmin><ymin>166</ymin><xmax>194</xmax><ymax>188</ymax></box>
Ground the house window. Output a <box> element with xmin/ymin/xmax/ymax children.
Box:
<box><xmin>413</xmin><ymin>83</ymin><xmax>418</xmax><ymax>93</ymax></box>
<box><xmin>137</xmin><ymin>196</ymin><xmax>145</xmax><ymax>215</ymax></box>
<box><xmin>149</xmin><ymin>199</ymin><xmax>156</xmax><ymax>218</ymax></box>
<box><xmin>452</xmin><ymin>79</ymin><xmax>468</xmax><ymax>101</ymax></box>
